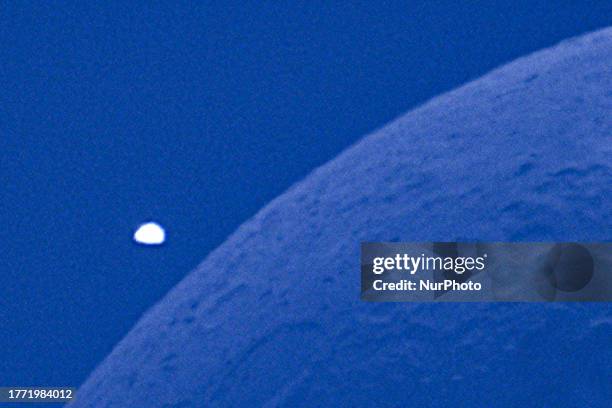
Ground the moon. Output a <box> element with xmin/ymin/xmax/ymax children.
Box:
<box><xmin>73</xmin><ymin>28</ymin><xmax>612</xmax><ymax>407</ymax></box>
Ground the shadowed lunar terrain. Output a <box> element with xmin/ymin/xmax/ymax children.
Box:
<box><xmin>73</xmin><ymin>28</ymin><xmax>611</xmax><ymax>407</ymax></box>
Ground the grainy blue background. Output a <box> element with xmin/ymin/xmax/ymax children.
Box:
<box><xmin>1</xmin><ymin>1</ymin><xmax>610</xmax><ymax>390</ymax></box>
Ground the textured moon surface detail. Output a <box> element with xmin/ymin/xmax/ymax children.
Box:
<box><xmin>74</xmin><ymin>28</ymin><xmax>612</xmax><ymax>407</ymax></box>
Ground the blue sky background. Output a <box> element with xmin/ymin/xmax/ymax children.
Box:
<box><xmin>1</xmin><ymin>1</ymin><xmax>611</xmax><ymax>389</ymax></box>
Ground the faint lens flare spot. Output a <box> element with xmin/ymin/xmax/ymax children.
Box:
<box><xmin>133</xmin><ymin>222</ymin><xmax>166</xmax><ymax>245</ymax></box>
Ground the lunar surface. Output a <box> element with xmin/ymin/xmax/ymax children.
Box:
<box><xmin>74</xmin><ymin>28</ymin><xmax>612</xmax><ymax>407</ymax></box>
